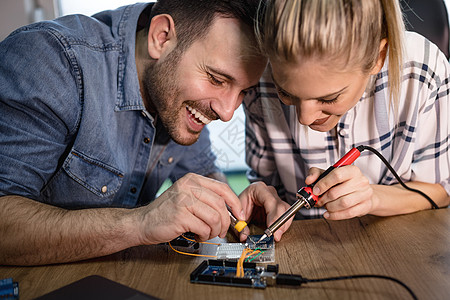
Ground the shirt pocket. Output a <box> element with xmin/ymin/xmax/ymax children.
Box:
<box><xmin>40</xmin><ymin>150</ymin><xmax>125</xmax><ymax>208</ymax></box>
<box><xmin>54</xmin><ymin>151</ymin><xmax>123</xmax><ymax>202</ymax></box>
<box><xmin>63</xmin><ymin>150</ymin><xmax>124</xmax><ymax>198</ymax></box>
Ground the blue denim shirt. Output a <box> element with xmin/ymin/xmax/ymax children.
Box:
<box><xmin>0</xmin><ymin>3</ymin><xmax>219</xmax><ymax>208</ymax></box>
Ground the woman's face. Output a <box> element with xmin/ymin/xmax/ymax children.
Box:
<box><xmin>270</xmin><ymin>58</ymin><xmax>373</xmax><ymax>132</ymax></box>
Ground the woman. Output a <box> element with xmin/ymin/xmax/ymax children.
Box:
<box><xmin>243</xmin><ymin>0</ymin><xmax>449</xmax><ymax>220</ymax></box>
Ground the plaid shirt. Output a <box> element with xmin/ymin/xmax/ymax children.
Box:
<box><xmin>243</xmin><ymin>32</ymin><xmax>450</xmax><ymax>219</ymax></box>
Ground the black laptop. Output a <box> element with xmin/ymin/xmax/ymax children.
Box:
<box><xmin>35</xmin><ymin>275</ymin><xmax>159</xmax><ymax>300</ymax></box>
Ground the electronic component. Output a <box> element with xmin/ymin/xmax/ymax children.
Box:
<box><xmin>215</xmin><ymin>235</ymin><xmax>275</xmax><ymax>262</ymax></box>
<box><xmin>0</xmin><ymin>278</ymin><xmax>19</xmax><ymax>300</ymax></box>
<box><xmin>165</xmin><ymin>232</ymin><xmax>201</xmax><ymax>253</ymax></box>
<box><xmin>190</xmin><ymin>259</ymin><xmax>279</xmax><ymax>288</ymax></box>
<box><xmin>190</xmin><ymin>261</ymin><xmax>418</xmax><ymax>299</ymax></box>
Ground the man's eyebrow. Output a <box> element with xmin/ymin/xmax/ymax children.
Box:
<box><xmin>206</xmin><ymin>65</ymin><xmax>235</xmax><ymax>82</ymax></box>
<box><xmin>271</xmin><ymin>73</ymin><xmax>348</xmax><ymax>99</ymax></box>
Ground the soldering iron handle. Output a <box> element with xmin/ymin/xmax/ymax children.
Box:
<box><xmin>311</xmin><ymin>147</ymin><xmax>362</xmax><ymax>187</ymax></box>
<box><xmin>333</xmin><ymin>147</ymin><xmax>362</xmax><ymax>168</ymax></box>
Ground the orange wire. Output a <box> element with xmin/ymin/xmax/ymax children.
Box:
<box><xmin>236</xmin><ymin>248</ymin><xmax>257</xmax><ymax>277</ymax></box>
<box><xmin>168</xmin><ymin>242</ymin><xmax>217</xmax><ymax>258</ymax></box>
<box><xmin>238</xmin><ymin>249</ymin><xmax>249</xmax><ymax>277</ymax></box>
<box><xmin>238</xmin><ymin>248</ymin><xmax>263</xmax><ymax>277</ymax></box>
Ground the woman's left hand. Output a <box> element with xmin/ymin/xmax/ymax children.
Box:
<box><xmin>306</xmin><ymin>165</ymin><xmax>374</xmax><ymax>220</ymax></box>
<box><xmin>238</xmin><ymin>182</ymin><xmax>292</xmax><ymax>242</ymax></box>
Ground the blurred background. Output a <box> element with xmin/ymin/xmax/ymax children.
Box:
<box><xmin>1</xmin><ymin>0</ymin><xmax>449</xmax><ymax>195</ymax></box>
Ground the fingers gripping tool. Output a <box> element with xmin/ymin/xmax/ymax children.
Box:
<box><xmin>255</xmin><ymin>146</ymin><xmax>364</xmax><ymax>244</ymax></box>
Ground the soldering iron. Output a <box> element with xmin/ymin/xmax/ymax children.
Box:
<box><xmin>255</xmin><ymin>146</ymin><xmax>365</xmax><ymax>244</ymax></box>
<box><xmin>255</xmin><ymin>144</ymin><xmax>439</xmax><ymax>245</ymax></box>
<box><xmin>256</xmin><ymin>145</ymin><xmax>439</xmax><ymax>244</ymax></box>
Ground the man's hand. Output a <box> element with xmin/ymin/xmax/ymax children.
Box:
<box><xmin>237</xmin><ymin>182</ymin><xmax>292</xmax><ymax>242</ymax></box>
<box><xmin>306</xmin><ymin>166</ymin><xmax>374</xmax><ymax>220</ymax></box>
<box><xmin>136</xmin><ymin>173</ymin><xmax>245</xmax><ymax>244</ymax></box>
<box><xmin>0</xmin><ymin>173</ymin><xmax>245</xmax><ymax>265</ymax></box>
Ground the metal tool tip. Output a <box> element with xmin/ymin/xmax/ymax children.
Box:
<box><xmin>255</xmin><ymin>234</ymin><xmax>267</xmax><ymax>245</ymax></box>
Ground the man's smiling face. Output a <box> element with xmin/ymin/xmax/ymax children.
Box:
<box><xmin>142</xmin><ymin>16</ymin><xmax>267</xmax><ymax>145</ymax></box>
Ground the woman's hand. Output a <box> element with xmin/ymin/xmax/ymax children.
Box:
<box><xmin>238</xmin><ymin>182</ymin><xmax>292</xmax><ymax>242</ymax></box>
<box><xmin>306</xmin><ymin>166</ymin><xmax>374</xmax><ymax>220</ymax></box>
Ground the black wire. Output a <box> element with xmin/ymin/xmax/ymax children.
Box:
<box><xmin>357</xmin><ymin>145</ymin><xmax>439</xmax><ymax>209</ymax></box>
<box><xmin>304</xmin><ymin>274</ymin><xmax>418</xmax><ymax>300</ymax></box>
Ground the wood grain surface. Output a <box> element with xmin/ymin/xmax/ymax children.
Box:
<box><xmin>1</xmin><ymin>208</ymin><xmax>449</xmax><ymax>299</ymax></box>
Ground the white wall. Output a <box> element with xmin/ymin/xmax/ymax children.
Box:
<box><xmin>58</xmin><ymin>0</ymin><xmax>142</xmax><ymax>16</ymax></box>
<box><xmin>0</xmin><ymin>0</ymin><xmax>58</xmax><ymax>41</ymax></box>
<box><xmin>206</xmin><ymin>106</ymin><xmax>248</xmax><ymax>171</ymax></box>
<box><xmin>0</xmin><ymin>0</ymin><xmax>28</xmax><ymax>41</ymax></box>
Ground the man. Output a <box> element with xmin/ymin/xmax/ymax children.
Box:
<box><xmin>0</xmin><ymin>0</ymin><xmax>291</xmax><ymax>265</ymax></box>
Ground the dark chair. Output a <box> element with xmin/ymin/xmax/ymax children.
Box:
<box><xmin>400</xmin><ymin>0</ymin><xmax>450</xmax><ymax>59</ymax></box>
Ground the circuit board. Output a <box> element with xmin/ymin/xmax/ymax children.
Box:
<box><xmin>190</xmin><ymin>259</ymin><xmax>279</xmax><ymax>288</ymax></box>
<box><xmin>0</xmin><ymin>278</ymin><xmax>19</xmax><ymax>300</ymax></box>
<box><xmin>215</xmin><ymin>235</ymin><xmax>275</xmax><ymax>262</ymax></box>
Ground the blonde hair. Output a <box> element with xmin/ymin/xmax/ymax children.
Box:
<box><xmin>257</xmin><ymin>0</ymin><xmax>405</xmax><ymax>108</ymax></box>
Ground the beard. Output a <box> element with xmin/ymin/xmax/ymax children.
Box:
<box><xmin>141</xmin><ymin>48</ymin><xmax>201</xmax><ymax>146</ymax></box>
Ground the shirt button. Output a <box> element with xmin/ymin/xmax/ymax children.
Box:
<box><xmin>143</xmin><ymin>137</ymin><xmax>150</xmax><ymax>144</ymax></box>
<box><xmin>339</xmin><ymin>129</ymin><xmax>346</xmax><ymax>137</ymax></box>
<box><xmin>168</xmin><ymin>157</ymin><xmax>174</xmax><ymax>164</ymax></box>
<box><xmin>130</xmin><ymin>187</ymin><xmax>137</xmax><ymax>194</ymax></box>
<box><xmin>101</xmin><ymin>185</ymin><xmax>107</xmax><ymax>193</ymax></box>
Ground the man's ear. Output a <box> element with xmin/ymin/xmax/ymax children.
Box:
<box><xmin>370</xmin><ymin>38</ymin><xmax>388</xmax><ymax>75</ymax></box>
<box><xmin>147</xmin><ymin>14</ymin><xmax>177</xmax><ymax>60</ymax></box>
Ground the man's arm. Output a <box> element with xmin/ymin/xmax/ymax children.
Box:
<box><xmin>0</xmin><ymin>173</ymin><xmax>247</xmax><ymax>266</ymax></box>
<box><xmin>0</xmin><ymin>195</ymin><xmax>140</xmax><ymax>265</ymax></box>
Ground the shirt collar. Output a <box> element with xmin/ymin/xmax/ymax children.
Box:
<box><xmin>115</xmin><ymin>3</ymin><xmax>154</xmax><ymax>112</ymax></box>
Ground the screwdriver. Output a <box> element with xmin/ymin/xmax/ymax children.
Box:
<box><xmin>255</xmin><ymin>146</ymin><xmax>364</xmax><ymax>245</ymax></box>
<box><xmin>227</xmin><ymin>206</ymin><xmax>248</xmax><ymax>233</ymax></box>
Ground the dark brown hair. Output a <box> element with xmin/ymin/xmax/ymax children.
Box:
<box><xmin>149</xmin><ymin>0</ymin><xmax>263</xmax><ymax>52</ymax></box>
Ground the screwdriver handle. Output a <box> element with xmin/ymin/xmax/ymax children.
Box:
<box><xmin>227</xmin><ymin>205</ymin><xmax>247</xmax><ymax>233</ymax></box>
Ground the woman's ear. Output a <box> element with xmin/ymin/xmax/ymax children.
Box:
<box><xmin>370</xmin><ymin>38</ymin><xmax>388</xmax><ymax>75</ymax></box>
<box><xmin>147</xmin><ymin>14</ymin><xmax>177</xmax><ymax>60</ymax></box>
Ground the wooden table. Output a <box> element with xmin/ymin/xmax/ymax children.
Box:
<box><xmin>1</xmin><ymin>208</ymin><xmax>449</xmax><ymax>299</ymax></box>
